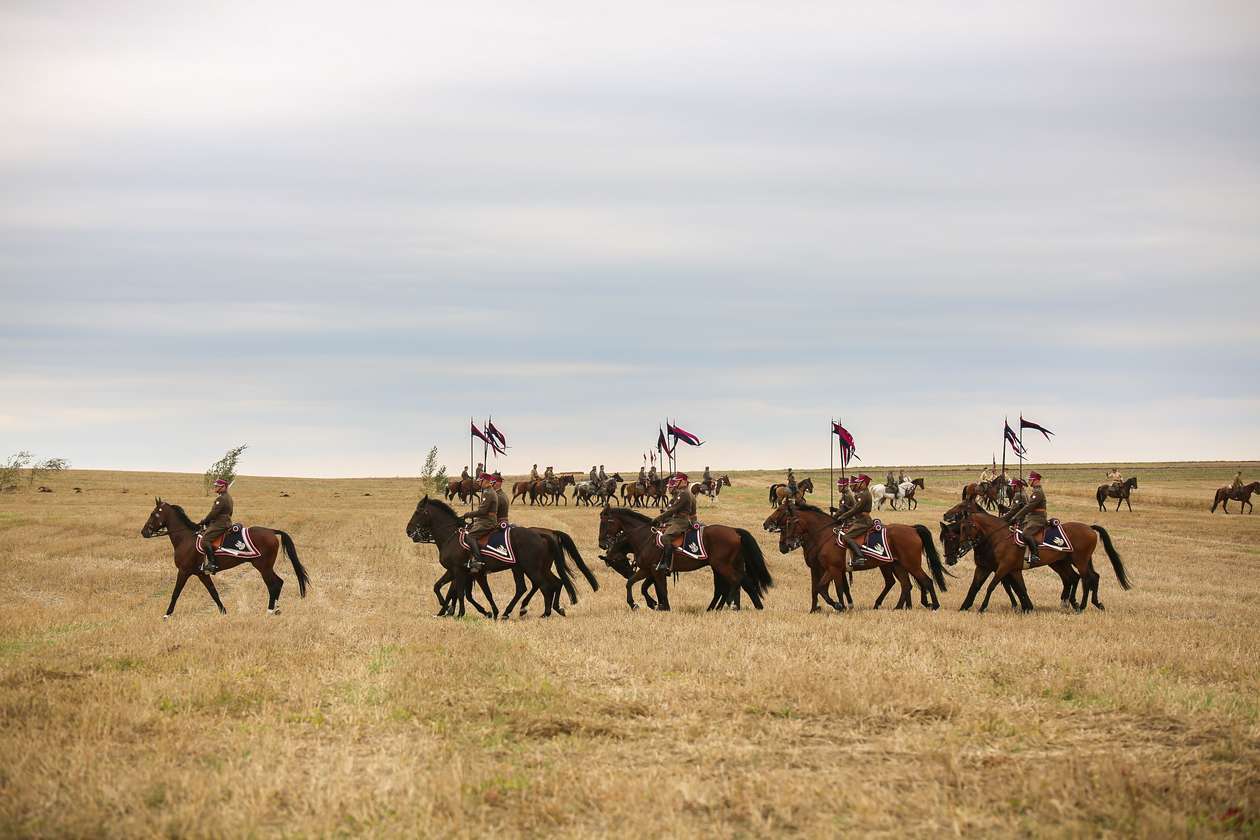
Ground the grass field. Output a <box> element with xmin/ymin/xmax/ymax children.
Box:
<box><xmin>2</xmin><ymin>462</ymin><xmax>1259</xmax><ymax>837</ymax></box>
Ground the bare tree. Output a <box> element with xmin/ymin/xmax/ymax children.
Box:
<box><xmin>0</xmin><ymin>451</ymin><xmax>33</xmax><ymax>490</ymax></box>
<box><xmin>29</xmin><ymin>457</ymin><xmax>71</xmax><ymax>487</ymax></box>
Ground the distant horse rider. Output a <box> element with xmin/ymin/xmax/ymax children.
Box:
<box><xmin>703</xmin><ymin>465</ymin><xmax>712</xmax><ymax>489</ymax></box>
<box><xmin>198</xmin><ymin>478</ymin><xmax>234</xmax><ymax>574</ymax></box>
<box><xmin>1231</xmin><ymin>470</ymin><xmax>1245</xmax><ymax>493</ymax></box>
<box><xmin>598</xmin><ymin>465</ymin><xmax>608</xmax><ymax>484</ymax></box>
<box><xmin>898</xmin><ymin>469</ymin><xmax>907</xmax><ymax>486</ymax></box>
<box><xmin>648</xmin><ymin>464</ymin><xmax>658</xmax><ymax>487</ymax></box>
<box><xmin>493</xmin><ymin>472</ymin><xmax>509</xmax><ymax>528</ymax></box>
<box><xmin>833</xmin><ymin>474</ymin><xmax>874</xmax><ymax>569</ymax></box>
<box><xmin>885</xmin><ymin>470</ymin><xmax>896</xmax><ymax>495</ymax></box>
<box><xmin>1004</xmin><ymin>471</ymin><xmax>1048</xmax><ymax>566</ymax></box>
<box><xmin>786</xmin><ymin>468</ymin><xmax>798</xmax><ymax>502</ymax></box>
<box><xmin>461</xmin><ymin>466</ymin><xmax>470</xmax><ymax>482</ymax></box>
<box><xmin>1106</xmin><ymin>467</ymin><xmax>1124</xmax><ymax>493</ymax></box>
<box><xmin>544</xmin><ymin>465</ymin><xmax>555</xmax><ymax>482</ymax></box>
<box><xmin>589</xmin><ymin>465</ymin><xmax>598</xmax><ymax>486</ymax></box>
<box><xmin>979</xmin><ymin>465</ymin><xmax>993</xmax><ymax>484</ymax></box>
<box><xmin>837</xmin><ymin>476</ymin><xmax>855</xmax><ymax>510</ymax></box>
<box><xmin>530</xmin><ymin>464</ymin><xmax>540</xmax><ymax>483</ymax></box>
<box><xmin>653</xmin><ymin>473</ymin><xmax>696</xmax><ymax>572</ymax></box>
<box><xmin>462</xmin><ymin>472</ymin><xmax>499</xmax><ymax>573</ymax></box>
<box><xmin>1008</xmin><ymin>477</ymin><xmax>1027</xmax><ymax>511</ymax></box>
<box><xmin>638</xmin><ymin>465</ymin><xmax>648</xmax><ymax>489</ymax></box>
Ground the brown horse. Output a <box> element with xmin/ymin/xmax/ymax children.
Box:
<box><xmin>1096</xmin><ymin>476</ymin><xmax>1139</xmax><ymax>512</ymax></box>
<box><xmin>600</xmin><ymin>532</ymin><xmax>734</xmax><ymax>611</ymax></box>
<box><xmin>445</xmin><ymin>477</ymin><xmax>480</xmax><ymax>504</ymax></box>
<box><xmin>953</xmin><ymin>506</ymin><xmax>1129</xmax><ymax>613</ymax></box>
<box><xmin>779</xmin><ymin>503</ymin><xmax>947</xmax><ymax>610</ymax></box>
<box><xmin>621</xmin><ymin>478</ymin><xmax>666</xmax><ymax>508</ymax></box>
<box><xmin>692</xmin><ymin>474</ymin><xmax>732</xmax><ymax>502</ymax></box>
<box><xmin>1211</xmin><ymin>481</ymin><xmax>1260</xmax><ymax>514</ymax></box>
<box><xmin>769</xmin><ymin>477</ymin><xmax>813</xmax><ymax>507</ymax></box>
<box><xmin>764</xmin><ymin>505</ymin><xmax>895</xmax><ymax>612</ymax></box>
<box><xmin>939</xmin><ymin>501</ymin><xmax>1080</xmax><ymax>611</ymax></box>
<box><xmin>597</xmin><ymin>506</ymin><xmax>772</xmax><ymax>611</ymax></box>
<box><xmin>141</xmin><ymin>498</ymin><xmax>310</xmax><ymax>617</ymax></box>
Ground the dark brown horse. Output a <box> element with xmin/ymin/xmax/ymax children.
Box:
<box><xmin>939</xmin><ymin>501</ymin><xmax>1080</xmax><ymax>611</ymax></box>
<box><xmin>764</xmin><ymin>505</ymin><xmax>878</xmax><ymax>611</ymax></box>
<box><xmin>777</xmin><ymin>503</ymin><xmax>947</xmax><ymax>610</ymax></box>
<box><xmin>1096</xmin><ymin>476</ymin><xmax>1138</xmax><ymax>512</ymax></box>
<box><xmin>141</xmin><ymin>498</ymin><xmax>309</xmax><ymax>617</ymax></box>
<box><xmin>769</xmin><ymin>477</ymin><xmax>813</xmax><ymax>507</ymax></box>
<box><xmin>621</xmin><ymin>478</ymin><xmax>666</xmax><ymax>508</ymax></box>
<box><xmin>405</xmin><ymin>496</ymin><xmax>576</xmax><ymax>618</ymax></box>
<box><xmin>599</xmin><ymin>532</ymin><xmax>733</xmax><ymax>611</ymax></box>
<box><xmin>1211</xmin><ymin>481</ymin><xmax>1260</xmax><ymax>514</ymax></box>
<box><xmin>445</xmin><ymin>477</ymin><xmax>480</xmax><ymax>504</ymax></box>
<box><xmin>952</xmin><ymin>506</ymin><xmax>1129</xmax><ymax>613</ymax></box>
<box><xmin>597</xmin><ymin>506</ymin><xmax>772</xmax><ymax>611</ymax></box>
<box><xmin>692</xmin><ymin>474</ymin><xmax>732</xmax><ymax>502</ymax></box>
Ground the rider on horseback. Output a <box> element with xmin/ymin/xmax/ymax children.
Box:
<box><xmin>833</xmin><ymin>474</ymin><xmax>873</xmax><ymax>570</ymax></box>
<box><xmin>1004</xmin><ymin>471</ymin><xmax>1047</xmax><ymax>566</ymax></box>
<box><xmin>198</xmin><ymin>478</ymin><xmax>233</xmax><ymax>574</ymax></box>
<box><xmin>638</xmin><ymin>465</ymin><xmax>647</xmax><ymax>489</ymax></box>
<box><xmin>653</xmin><ymin>473</ymin><xmax>695</xmax><ymax>572</ymax></box>
<box><xmin>494</xmin><ymin>472</ymin><xmax>510</xmax><ymax>528</ymax></box>
<box><xmin>598</xmin><ymin>465</ymin><xmax>607</xmax><ymax>484</ymax></box>
<box><xmin>530</xmin><ymin>464</ymin><xmax>540</xmax><ymax>483</ymax></box>
<box><xmin>589</xmin><ymin>466</ymin><xmax>598</xmax><ymax>486</ymax></box>
<box><xmin>1107</xmin><ymin>467</ymin><xmax>1124</xmax><ymax>493</ymax></box>
<box><xmin>462</xmin><ymin>472</ymin><xmax>499</xmax><ymax>574</ymax></box>
<box><xmin>1008</xmin><ymin>477</ymin><xmax>1027</xmax><ymax>510</ymax></box>
<box><xmin>786</xmin><ymin>468</ymin><xmax>797</xmax><ymax>502</ymax></box>
<box><xmin>648</xmin><ymin>464</ymin><xmax>658</xmax><ymax>487</ymax></box>
<box><xmin>1231</xmin><ymin>471</ymin><xmax>1244</xmax><ymax>493</ymax></box>
<box><xmin>703</xmin><ymin>465</ymin><xmax>712</xmax><ymax>490</ymax></box>
<box><xmin>837</xmin><ymin>476</ymin><xmax>855</xmax><ymax>510</ymax></box>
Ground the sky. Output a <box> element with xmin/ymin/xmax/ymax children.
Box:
<box><xmin>2</xmin><ymin>0</ymin><xmax>1258</xmax><ymax>477</ymax></box>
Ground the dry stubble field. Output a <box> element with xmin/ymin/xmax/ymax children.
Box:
<box><xmin>2</xmin><ymin>462</ymin><xmax>1259</xmax><ymax>837</ymax></box>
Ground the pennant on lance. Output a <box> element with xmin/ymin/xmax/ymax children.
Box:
<box><xmin>831</xmin><ymin>421</ymin><xmax>859</xmax><ymax>466</ymax></box>
<box><xmin>657</xmin><ymin>426</ymin><xmax>674</xmax><ymax>456</ymax></box>
<box><xmin>667</xmin><ymin>423</ymin><xmax>703</xmax><ymax>447</ymax></box>
<box><xmin>486</xmin><ymin>421</ymin><xmax>508</xmax><ymax>449</ymax></box>
<box><xmin>1020</xmin><ymin>415</ymin><xmax>1054</xmax><ymax>442</ymax></box>
<box><xmin>1004</xmin><ymin>420</ymin><xmax>1026</xmax><ymax>456</ymax></box>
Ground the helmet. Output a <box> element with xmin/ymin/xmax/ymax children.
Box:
<box><xmin>1028</xmin><ymin>471</ymin><xmax>1042</xmax><ymax>482</ymax></box>
<box><xmin>212</xmin><ymin>478</ymin><xmax>229</xmax><ymax>492</ymax></box>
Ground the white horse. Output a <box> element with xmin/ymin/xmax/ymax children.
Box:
<box><xmin>872</xmin><ymin>481</ymin><xmax>917</xmax><ymax>510</ymax></box>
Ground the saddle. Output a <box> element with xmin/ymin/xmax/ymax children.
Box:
<box><xmin>459</xmin><ymin>524</ymin><xmax>516</xmax><ymax>564</ymax></box>
<box><xmin>834</xmin><ymin>520</ymin><xmax>895</xmax><ymax>564</ymax></box>
<box><xmin>196</xmin><ymin>524</ymin><xmax>262</xmax><ymax>560</ymax></box>
<box><xmin>1011</xmin><ymin>518</ymin><xmax>1072</xmax><ymax>553</ymax></box>
<box><xmin>653</xmin><ymin>523</ymin><xmax>707</xmax><ymax>560</ymax></box>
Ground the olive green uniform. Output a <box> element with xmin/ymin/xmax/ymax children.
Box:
<box><xmin>1008</xmin><ymin>486</ymin><xmax>1048</xmax><ymax>546</ymax></box>
<box><xmin>467</xmin><ymin>491</ymin><xmax>498</xmax><ymax>537</ymax></box>
<box><xmin>495</xmin><ymin>488</ymin><xmax>510</xmax><ymax>526</ymax></box>
<box><xmin>200</xmin><ymin>492</ymin><xmax>234</xmax><ymax>543</ymax></box>
<box><xmin>1231</xmin><ymin>473</ymin><xmax>1244</xmax><ymax>492</ymax></box>
<box><xmin>654</xmin><ymin>487</ymin><xmax>696</xmax><ymax>540</ymax></box>
<box><xmin>835</xmin><ymin>487</ymin><xmax>873</xmax><ymax>539</ymax></box>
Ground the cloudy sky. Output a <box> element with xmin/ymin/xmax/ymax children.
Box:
<box><xmin>2</xmin><ymin>0</ymin><xmax>1258</xmax><ymax>477</ymax></box>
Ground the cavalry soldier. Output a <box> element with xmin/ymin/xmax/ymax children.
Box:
<box><xmin>897</xmin><ymin>469</ymin><xmax>907</xmax><ymax>486</ymax></box>
<box><xmin>475</xmin><ymin>462</ymin><xmax>485</xmax><ymax>478</ymax></box>
<box><xmin>653</xmin><ymin>473</ymin><xmax>696</xmax><ymax>572</ymax></box>
<box><xmin>885</xmin><ymin>470</ymin><xmax>896</xmax><ymax>494</ymax></box>
<box><xmin>833</xmin><ymin>474</ymin><xmax>874</xmax><ymax>569</ymax></box>
<box><xmin>1008</xmin><ymin>477</ymin><xmax>1027</xmax><ymax>511</ymax></box>
<box><xmin>461</xmin><ymin>466</ymin><xmax>471</xmax><ymax>482</ymax></box>
<box><xmin>462</xmin><ymin>472</ymin><xmax>499</xmax><ymax>573</ymax></box>
<box><xmin>598</xmin><ymin>465</ymin><xmax>608</xmax><ymax>484</ymax></box>
<box><xmin>1107</xmin><ymin>467</ymin><xmax>1124</xmax><ymax>492</ymax></box>
<box><xmin>198</xmin><ymin>478</ymin><xmax>234</xmax><ymax>574</ymax></box>
<box><xmin>786</xmin><ymin>468</ymin><xmax>798</xmax><ymax>502</ymax></box>
<box><xmin>530</xmin><ymin>464</ymin><xmax>540</xmax><ymax>483</ymax></box>
<box><xmin>837</xmin><ymin>477</ymin><xmax>855</xmax><ymax>511</ymax></box>
<box><xmin>703</xmin><ymin>465</ymin><xmax>712</xmax><ymax>489</ymax></box>
<box><xmin>648</xmin><ymin>464</ymin><xmax>658</xmax><ymax>487</ymax></box>
<box><xmin>589</xmin><ymin>466</ymin><xmax>598</xmax><ymax>486</ymax></box>
<box><xmin>544</xmin><ymin>465</ymin><xmax>554</xmax><ymax>481</ymax></box>
<box><xmin>979</xmin><ymin>465</ymin><xmax>993</xmax><ymax>484</ymax></box>
<box><xmin>638</xmin><ymin>465</ymin><xmax>648</xmax><ymax>489</ymax></box>
<box><xmin>1231</xmin><ymin>471</ymin><xmax>1245</xmax><ymax>493</ymax></box>
<box><xmin>493</xmin><ymin>473</ymin><xmax>510</xmax><ymax>527</ymax></box>
<box><xmin>1004</xmin><ymin>471</ymin><xmax>1048</xmax><ymax>566</ymax></box>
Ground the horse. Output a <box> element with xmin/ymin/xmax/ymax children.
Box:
<box><xmin>950</xmin><ymin>504</ymin><xmax>1129</xmax><ymax>613</ymax></box>
<box><xmin>764</xmin><ymin>505</ymin><xmax>863</xmax><ymax>612</ymax></box>
<box><xmin>1096</xmin><ymin>477</ymin><xmax>1139</xmax><ymax>512</ymax></box>
<box><xmin>599</xmin><ymin>532</ymin><xmax>734</xmax><ymax>611</ymax></box>
<box><xmin>692</xmin><ymin>474</ymin><xmax>732</xmax><ymax>503</ymax></box>
<box><xmin>776</xmin><ymin>503</ymin><xmax>946</xmax><ymax>610</ymax></box>
<box><xmin>536</xmin><ymin>474</ymin><xmax>575</xmax><ymax>506</ymax></box>
<box><xmin>445</xmin><ymin>477</ymin><xmax>480</xmax><ymax>504</ymax></box>
<box><xmin>1211</xmin><ymin>481</ymin><xmax>1260</xmax><ymax>514</ymax></box>
<box><xmin>405</xmin><ymin>496</ymin><xmax>573</xmax><ymax>618</ymax></box>
<box><xmin>597</xmin><ymin>506</ymin><xmax>772</xmax><ymax>611</ymax></box>
<box><xmin>769</xmin><ymin>477</ymin><xmax>813</xmax><ymax>507</ymax></box>
<box><xmin>575</xmin><ymin>474</ymin><xmax>622</xmax><ymax>507</ymax></box>
<box><xmin>510</xmin><ymin>480</ymin><xmax>536</xmax><ymax>506</ymax></box>
<box><xmin>873</xmin><ymin>478</ymin><xmax>925</xmax><ymax>511</ymax></box>
<box><xmin>141</xmin><ymin>498</ymin><xmax>310</xmax><ymax>617</ymax></box>
<box><xmin>939</xmin><ymin>501</ymin><xmax>1080</xmax><ymax>611</ymax></box>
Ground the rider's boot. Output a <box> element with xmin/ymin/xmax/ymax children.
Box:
<box><xmin>200</xmin><ymin>543</ymin><xmax>220</xmax><ymax>575</ymax></box>
<box><xmin>1025</xmin><ymin>543</ymin><xmax>1040</xmax><ymax>569</ymax></box>
<box><xmin>840</xmin><ymin>534</ymin><xmax>866</xmax><ymax>570</ymax></box>
<box><xmin>655</xmin><ymin>543</ymin><xmax>674</xmax><ymax>573</ymax></box>
<box><xmin>466</xmin><ymin>539</ymin><xmax>486</xmax><ymax>574</ymax></box>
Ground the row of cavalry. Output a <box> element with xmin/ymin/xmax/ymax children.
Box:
<box><xmin>447</xmin><ymin>473</ymin><xmax>733</xmax><ymax>508</ymax></box>
<box><xmin>139</xmin><ymin>476</ymin><xmax>1139</xmax><ymax>620</ymax></box>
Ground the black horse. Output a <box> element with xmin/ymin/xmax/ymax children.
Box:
<box><xmin>1096</xmin><ymin>476</ymin><xmax>1138</xmax><ymax>512</ymax></box>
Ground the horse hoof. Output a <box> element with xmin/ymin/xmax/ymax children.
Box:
<box><xmin>162</xmin><ymin>613</ymin><xmax>171</xmax><ymax>620</ymax></box>
<box><xmin>810</xmin><ymin>607</ymin><xmax>822</xmax><ymax>613</ymax></box>
<box><xmin>268</xmin><ymin>608</ymin><xmax>281</xmax><ymax>616</ymax></box>
<box><xmin>629</xmin><ymin>604</ymin><xmax>640</xmax><ymax>611</ymax></box>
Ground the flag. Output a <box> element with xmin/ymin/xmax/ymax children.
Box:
<box><xmin>486</xmin><ymin>421</ymin><xmax>507</xmax><ymax>449</ymax></box>
<box><xmin>470</xmin><ymin>420</ymin><xmax>492</xmax><ymax>447</ymax></box>
<box><xmin>667</xmin><ymin>422</ymin><xmax>703</xmax><ymax>447</ymax></box>
<box><xmin>657</xmin><ymin>426</ymin><xmax>674</xmax><ymax>456</ymax></box>
<box><xmin>831</xmin><ymin>421</ymin><xmax>859</xmax><ymax>466</ymax></box>
<box><xmin>1020</xmin><ymin>415</ymin><xmax>1054</xmax><ymax>442</ymax></box>
<box><xmin>1004</xmin><ymin>421</ymin><xmax>1027</xmax><ymax>456</ymax></box>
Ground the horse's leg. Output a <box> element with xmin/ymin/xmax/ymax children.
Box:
<box><xmin>1009</xmin><ymin>572</ymin><xmax>1036</xmax><ymax>613</ymax></box>
<box><xmin>471</xmin><ymin>573</ymin><xmax>498</xmax><ymax>619</ymax></box>
<box><xmin>707</xmin><ymin>568</ymin><xmax>725</xmax><ymax>611</ymax></box>
<box><xmin>892</xmin><ymin>566</ymin><xmax>912</xmax><ymax>609</ymax></box>
<box><xmin>872</xmin><ymin>566</ymin><xmax>896</xmax><ymax>609</ymax></box>
<box><xmin>654</xmin><ymin>572</ymin><xmax>671</xmax><ymax>611</ymax></box>
<box><xmin>809</xmin><ymin>563</ymin><xmax>823</xmax><ymax>613</ymax></box>
<box><xmin>163</xmin><ymin>570</ymin><xmax>191</xmax><ymax>617</ymax></box>
<box><xmin>433</xmin><ymin>569</ymin><xmax>455</xmax><ymax>616</ymax></box>
<box><xmin>260</xmin><ymin>566</ymin><xmax>284</xmax><ymax>614</ymax></box>
<box><xmin>196</xmin><ymin>572</ymin><xmax>227</xmax><ymax>615</ymax></box>
<box><xmin>959</xmin><ymin>566</ymin><xmax>987</xmax><ymax>611</ymax></box>
<box><xmin>978</xmin><ymin>562</ymin><xmax>1017</xmax><ymax>613</ymax></box>
<box><xmin>501</xmin><ymin>569</ymin><xmax>528</xmax><ymax>618</ymax></box>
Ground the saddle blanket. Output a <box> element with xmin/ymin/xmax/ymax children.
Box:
<box><xmin>654</xmin><ymin>523</ymin><xmax>707</xmax><ymax>560</ymax></box>
<box><xmin>196</xmin><ymin>524</ymin><xmax>262</xmax><ymax>560</ymax></box>
<box><xmin>836</xmin><ymin>520</ymin><xmax>895</xmax><ymax>563</ymax></box>
<box><xmin>1012</xmin><ymin>518</ymin><xmax>1073</xmax><ymax>552</ymax></box>
<box><xmin>459</xmin><ymin>524</ymin><xmax>516</xmax><ymax>564</ymax></box>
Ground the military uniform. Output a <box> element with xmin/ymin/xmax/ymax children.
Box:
<box><xmin>1007</xmin><ymin>482</ymin><xmax>1048</xmax><ymax>564</ymax></box>
<box><xmin>200</xmin><ymin>491</ymin><xmax>234</xmax><ymax>545</ymax></box>
<box><xmin>1107</xmin><ymin>469</ymin><xmax>1123</xmax><ymax>491</ymax></box>
<box><xmin>835</xmin><ymin>486</ymin><xmax>873</xmax><ymax>539</ymax></box>
<box><xmin>495</xmin><ymin>486</ymin><xmax>511</xmax><ymax>526</ymax></box>
<box><xmin>648</xmin><ymin>466</ymin><xmax>658</xmax><ymax>486</ymax></box>
<box><xmin>1231</xmin><ymin>472</ymin><xmax>1244</xmax><ymax>493</ymax></box>
<box><xmin>653</xmin><ymin>481</ymin><xmax>696</xmax><ymax>571</ymax></box>
<box><xmin>703</xmin><ymin>467</ymin><xmax>712</xmax><ymax>489</ymax></box>
<box><xmin>463</xmin><ymin>482</ymin><xmax>499</xmax><ymax>571</ymax></box>
<box><xmin>638</xmin><ymin>467</ymin><xmax>647</xmax><ymax>489</ymax></box>
<box><xmin>589</xmin><ymin>467</ymin><xmax>598</xmax><ymax>485</ymax></box>
<box><xmin>786</xmin><ymin>470</ymin><xmax>797</xmax><ymax>500</ymax></box>
<box><xmin>885</xmin><ymin>471</ymin><xmax>896</xmax><ymax>493</ymax></box>
<box><xmin>840</xmin><ymin>486</ymin><xmax>856</xmax><ymax>510</ymax></box>
<box><xmin>530</xmin><ymin>466</ymin><xmax>540</xmax><ymax>483</ymax></box>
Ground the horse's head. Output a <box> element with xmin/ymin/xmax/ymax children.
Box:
<box><xmin>762</xmin><ymin>505</ymin><xmax>788</xmax><ymax>533</ymax></box>
<box><xmin>598</xmin><ymin>505</ymin><xmax>621</xmax><ymax>549</ymax></box>
<box><xmin>611</xmin><ymin>472</ymin><xmax>623</xmax><ymax>482</ymax></box>
<box><xmin>561</xmin><ymin>474</ymin><xmax>575</xmax><ymax>486</ymax></box>
<box><xmin>721</xmin><ymin>475</ymin><xmax>731</xmax><ymax>487</ymax></box>
<box><xmin>141</xmin><ymin>497</ymin><xmax>170</xmax><ymax>538</ymax></box>
<box><xmin>799</xmin><ymin>477</ymin><xmax>814</xmax><ymax>492</ymax></box>
<box><xmin>914</xmin><ymin>477</ymin><xmax>925</xmax><ymax>489</ymax></box>
<box><xmin>599</xmin><ymin>533</ymin><xmax>636</xmax><ymax>579</ymax></box>
<box><xmin>780</xmin><ymin>507</ymin><xmax>804</xmax><ymax>554</ymax></box>
<box><xmin>406</xmin><ymin>496</ymin><xmax>436</xmax><ymax>543</ymax></box>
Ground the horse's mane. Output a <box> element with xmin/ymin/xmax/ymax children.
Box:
<box><xmin>167</xmin><ymin>504</ymin><xmax>199</xmax><ymax>531</ymax></box>
<box><xmin>607</xmin><ymin>507</ymin><xmax>653</xmax><ymax>525</ymax></box>
<box><xmin>792</xmin><ymin>502</ymin><xmax>828</xmax><ymax>515</ymax></box>
<box><xmin>423</xmin><ymin>496</ymin><xmax>462</xmax><ymax>520</ymax></box>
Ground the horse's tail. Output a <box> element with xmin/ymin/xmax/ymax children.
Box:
<box><xmin>274</xmin><ymin>530</ymin><xmax>309</xmax><ymax>597</ymax></box>
<box><xmin>735</xmin><ymin>528</ymin><xmax>773</xmax><ymax>596</ymax></box>
<box><xmin>549</xmin><ymin>535</ymin><xmax>579</xmax><ymax>604</ymax></box>
<box><xmin>1210</xmin><ymin>489</ymin><xmax>1222</xmax><ymax>512</ymax></box>
<box><xmin>1096</xmin><ymin>486</ymin><xmax>1106</xmax><ymax>507</ymax></box>
<box><xmin>1090</xmin><ymin>525</ymin><xmax>1131</xmax><ymax>591</ymax></box>
<box><xmin>768</xmin><ymin>485</ymin><xmax>776</xmax><ymax>505</ymax></box>
<box><xmin>912</xmin><ymin>524</ymin><xmax>948</xmax><ymax>591</ymax></box>
<box><xmin>555</xmin><ymin>530</ymin><xmax>599</xmax><ymax>592</ymax></box>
